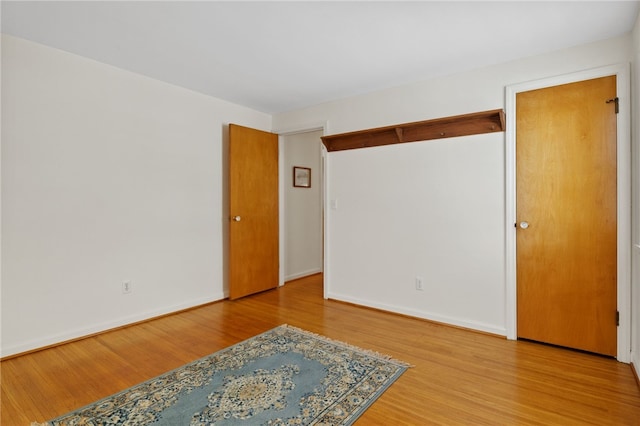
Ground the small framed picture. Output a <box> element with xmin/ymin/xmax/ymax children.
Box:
<box><xmin>293</xmin><ymin>166</ymin><xmax>311</xmax><ymax>188</ymax></box>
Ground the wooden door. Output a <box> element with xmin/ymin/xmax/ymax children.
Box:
<box><xmin>229</xmin><ymin>124</ymin><xmax>279</xmax><ymax>300</ymax></box>
<box><xmin>516</xmin><ymin>76</ymin><xmax>617</xmax><ymax>356</ymax></box>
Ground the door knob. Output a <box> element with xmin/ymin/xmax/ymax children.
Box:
<box><xmin>519</xmin><ymin>221</ymin><xmax>529</xmax><ymax>229</ymax></box>
<box><xmin>231</xmin><ymin>216</ymin><xmax>241</xmax><ymax>222</ymax></box>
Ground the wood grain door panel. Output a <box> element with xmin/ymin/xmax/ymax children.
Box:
<box><xmin>229</xmin><ymin>124</ymin><xmax>279</xmax><ymax>300</ymax></box>
<box><xmin>516</xmin><ymin>76</ymin><xmax>617</xmax><ymax>356</ymax></box>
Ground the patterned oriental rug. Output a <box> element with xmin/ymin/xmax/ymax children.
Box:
<box><xmin>34</xmin><ymin>325</ymin><xmax>410</xmax><ymax>425</ymax></box>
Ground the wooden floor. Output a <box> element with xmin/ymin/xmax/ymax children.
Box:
<box><xmin>2</xmin><ymin>273</ymin><xmax>639</xmax><ymax>425</ymax></box>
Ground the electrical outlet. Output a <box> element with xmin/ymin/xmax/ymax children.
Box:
<box><xmin>122</xmin><ymin>281</ymin><xmax>132</xmax><ymax>294</ymax></box>
<box><xmin>415</xmin><ymin>276</ymin><xmax>424</xmax><ymax>291</ymax></box>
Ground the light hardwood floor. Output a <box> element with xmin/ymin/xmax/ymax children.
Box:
<box><xmin>2</xmin><ymin>274</ymin><xmax>639</xmax><ymax>425</ymax></box>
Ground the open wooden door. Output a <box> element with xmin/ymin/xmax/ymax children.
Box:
<box><xmin>229</xmin><ymin>124</ymin><xmax>279</xmax><ymax>299</ymax></box>
<box><xmin>516</xmin><ymin>76</ymin><xmax>617</xmax><ymax>356</ymax></box>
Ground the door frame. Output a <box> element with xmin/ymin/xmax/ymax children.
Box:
<box><xmin>505</xmin><ymin>64</ymin><xmax>631</xmax><ymax>362</ymax></box>
<box><xmin>274</xmin><ymin>122</ymin><xmax>329</xmax><ymax>298</ymax></box>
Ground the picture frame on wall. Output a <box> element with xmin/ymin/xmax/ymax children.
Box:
<box><xmin>293</xmin><ymin>166</ymin><xmax>311</xmax><ymax>188</ymax></box>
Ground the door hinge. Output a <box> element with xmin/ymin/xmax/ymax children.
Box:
<box><xmin>606</xmin><ymin>97</ymin><xmax>619</xmax><ymax>114</ymax></box>
<box><xmin>616</xmin><ymin>311</ymin><xmax>620</xmax><ymax>326</ymax></box>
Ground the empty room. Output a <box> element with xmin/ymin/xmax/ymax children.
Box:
<box><xmin>2</xmin><ymin>1</ymin><xmax>640</xmax><ymax>425</ymax></box>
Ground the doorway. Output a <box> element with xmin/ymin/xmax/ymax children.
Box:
<box><xmin>505</xmin><ymin>64</ymin><xmax>631</xmax><ymax>362</ymax></box>
<box><xmin>227</xmin><ymin>125</ymin><xmax>326</xmax><ymax>299</ymax></box>
<box><xmin>281</xmin><ymin>130</ymin><xmax>324</xmax><ymax>284</ymax></box>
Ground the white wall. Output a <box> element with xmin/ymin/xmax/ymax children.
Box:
<box><xmin>274</xmin><ymin>34</ymin><xmax>633</xmax><ymax>336</ymax></box>
<box><xmin>283</xmin><ymin>131</ymin><xmax>323</xmax><ymax>281</ymax></box>
<box><xmin>0</xmin><ymin>35</ymin><xmax>271</xmax><ymax>357</ymax></box>
<box><xmin>3</xmin><ymin>30</ymin><xmax>637</xmax><ymax>358</ymax></box>
<box><xmin>631</xmin><ymin>13</ymin><xmax>640</xmax><ymax>370</ymax></box>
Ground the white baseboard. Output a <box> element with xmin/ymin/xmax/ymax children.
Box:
<box><xmin>631</xmin><ymin>361</ymin><xmax>640</xmax><ymax>391</ymax></box>
<box><xmin>631</xmin><ymin>351</ymin><xmax>640</xmax><ymax>376</ymax></box>
<box><xmin>0</xmin><ymin>292</ymin><xmax>225</xmax><ymax>358</ymax></box>
<box><xmin>326</xmin><ymin>291</ymin><xmax>506</xmax><ymax>337</ymax></box>
<box><xmin>285</xmin><ymin>268</ymin><xmax>322</xmax><ymax>283</ymax></box>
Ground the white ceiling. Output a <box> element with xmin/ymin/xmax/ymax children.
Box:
<box><xmin>2</xmin><ymin>1</ymin><xmax>639</xmax><ymax>113</ymax></box>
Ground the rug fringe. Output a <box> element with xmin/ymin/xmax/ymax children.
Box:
<box><xmin>279</xmin><ymin>324</ymin><xmax>413</xmax><ymax>368</ymax></box>
<box><xmin>31</xmin><ymin>422</ymin><xmax>50</xmax><ymax>426</ymax></box>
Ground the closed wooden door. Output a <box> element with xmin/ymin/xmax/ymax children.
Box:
<box><xmin>229</xmin><ymin>124</ymin><xmax>279</xmax><ymax>299</ymax></box>
<box><xmin>516</xmin><ymin>76</ymin><xmax>617</xmax><ymax>356</ymax></box>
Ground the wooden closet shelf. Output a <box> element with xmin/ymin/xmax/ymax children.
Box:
<box><xmin>321</xmin><ymin>109</ymin><xmax>505</xmax><ymax>152</ymax></box>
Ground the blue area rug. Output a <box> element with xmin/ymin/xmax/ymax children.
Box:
<box><xmin>36</xmin><ymin>325</ymin><xmax>409</xmax><ymax>425</ymax></box>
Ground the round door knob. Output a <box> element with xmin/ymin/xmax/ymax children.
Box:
<box><xmin>519</xmin><ymin>221</ymin><xmax>529</xmax><ymax>229</ymax></box>
<box><xmin>232</xmin><ymin>216</ymin><xmax>241</xmax><ymax>222</ymax></box>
